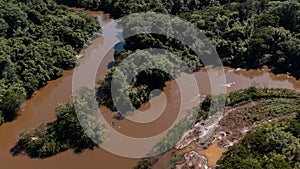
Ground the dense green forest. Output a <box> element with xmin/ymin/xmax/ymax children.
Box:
<box><xmin>56</xmin><ymin>0</ymin><xmax>300</xmax><ymax>113</ymax></box>
<box><xmin>57</xmin><ymin>0</ymin><xmax>300</xmax><ymax>79</ymax></box>
<box><xmin>207</xmin><ymin>87</ymin><xmax>300</xmax><ymax>169</ymax></box>
<box><xmin>0</xmin><ymin>0</ymin><xmax>99</xmax><ymax>124</ymax></box>
<box><xmin>2</xmin><ymin>0</ymin><xmax>300</xmax><ymax>167</ymax></box>
<box><xmin>1</xmin><ymin>0</ymin><xmax>299</xmax><ymax>122</ymax></box>
<box><xmin>217</xmin><ymin>115</ymin><xmax>300</xmax><ymax>169</ymax></box>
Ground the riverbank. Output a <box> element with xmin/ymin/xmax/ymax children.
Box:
<box><xmin>151</xmin><ymin>87</ymin><xmax>300</xmax><ymax>169</ymax></box>
<box><xmin>2</xmin><ymin>59</ymin><xmax>300</xmax><ymax>169</ymax></box>
<box><xmin>0</xmin><ymin>0</ymin><xmax>100</xmax><ymax>124</ymax></box>
<box><xmin>2</xmin><ymin>5</ymin><xmax>300</xmax><ymax>169</ymax></box>
<box><xmin>2</xmin><ymin>34</ymin><xmax>300</xmax><ymax>168</ymax></box>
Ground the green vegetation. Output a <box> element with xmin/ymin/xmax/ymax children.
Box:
<box><xmin>209</xmin><ymin>87</ymin><xmax>300</xmax><ymax>168</ymax></box>
<box><xmin>58</xmin><ymin>0</ymin><xmax>300</xmax><ymax>79</ymax></box>
<box><xmin>86</xmin><ymin>0</ymin><xmax>300</xmax><ymax>113</ymax></box>
<box><xmin>132</xmin><ymin>159</ymin><xmax>153</xmax><ymax>169</ymax></box>
<box><xmin>238</xmin><ymin>87</ymin><xmax>295</xmax><ymax>104</ymax></box>
<box><xmin>132</xmin><ymin>87</ymin><xmax>300</xmax><ymax>168</ymax></box>
<box><xmin>227</xmin><ymin>87</ymin><xmax>298</xmax><ymax>106</ymax></box>
<box><xmin>201</xmin><ymin>94</ymin><xmax>226</xmax><ymax>115</ymax></box>
<box><xmin>3</xmin><ymin>0</ymin><xmax>300</xmax><ymax>167</ymax></box>
<box><xmin>239</xmin><ymin>98</ymin><xmax>300</xmax><ymax>123</ymax></box>
<box><xmin>97</xmin><ymin>50</ymin><xmax>185</xmax><ymax>112</ymax></box>
<box><xmin>168</xmin><ymin>153</ymin><xmax>184</xmax><ymax>166</ymax></box>
<box><xmin>217</xmin><ymin>115</ymin><xmax>300</xmax><ymax>169</ymax></box>
<box><xmin>200</xmin><ymin>87</ymin><xmax>299</xmax><ymax>119</ymax></box>
<box><xmin>11</xmin><ymin>88</ymin><xmax>105</xmax><ymax>158</ymax></box>
<box><xmin>0</xmin><ymin>0</ymin><xmax>99</xmax><ymax>124</ymax></box>
<box><xmin>143</xmin><ymin>88</ymin><xmax>288</xmax><ymax>160</ymax></box>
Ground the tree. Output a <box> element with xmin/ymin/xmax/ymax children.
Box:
<box><xmin>0</xmin><ymin>84</ymin><xmax>26</xmax><ymax>121</ymax></box>
<box><xmin>0</xmin><ymin>0</ymin><xmax>99</xmax><ymax>124</ymax></box>
<box><xmin>218</xmin><ymin>118</ymin><xmax>300</xmax><ymax>169</ymax></box>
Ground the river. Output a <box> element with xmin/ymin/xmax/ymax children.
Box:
<box><xmin>1</xmin><ymin>10</ymin><xmax>300</xmax><ymax>169</ymax></box>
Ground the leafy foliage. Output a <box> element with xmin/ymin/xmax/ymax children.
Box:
<box><xmin>57</xmin><ymin>0</ymin><xmax>300</xmax><ymax>80</ymax></box>
<box><xmin>216</xmin><ymin>88</ymin><xmax>300</xmax><ymax>169</ymax></box>
<box><xmin>200</xmin><ymin>87</ymin><xmax>299</xmax><ymax>120</ymax></box>
<box><xmin>0</xmin><ymin>0</ymin><xmax>99</xmax><ymax>124</ymax></box>
<box><xmin>227</xmin><ymin>87</ymin><xmax>298</xmax><ymax>106</ymax></box>
<box><xmin>11</xmin><ymin>89</ymin><xmax>105</xmax><ymax>158</ymax></box>
<box><xmin>217</xmin><ymin>117</ymin><xmax>300</xmax><ymax>169</ymax></box>
<box><xmin>86</xmin><ymin>0</ymin><xmax>300</xmax><ymax>113</ymax></box>
<box><xmin>168</xmin><ymin>153</ymin><xmax>184</xmax><ymax>166</ymax></box>
<box><xmin>98</xmin><ymin>50</ymin><xmax>186</xmax><ymax>112</ymax></box>
<box><xmin>132</xmin><ymin>159</ymin><xmax>153</xmax><ymax>169</ymax></box>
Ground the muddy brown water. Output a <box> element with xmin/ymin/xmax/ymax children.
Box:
<box><xmin>1</xmin><ymin>65</ymin><xmax>299</xmax><ymax>169</ymax></box>
<box><xmin>1</xmin><ymin>10</ymin><xmax>300</xmax><ymax>169</ymax></box>
<box><xmin>153</xmin><ymin>141</ymin><xmax>226</xmax><ymax>169</ymax></box>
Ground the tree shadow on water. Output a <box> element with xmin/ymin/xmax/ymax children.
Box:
<box><xmin>10</xmin><ymin>140</ymin><xmax>27</xmax><ymax>156</ymax></box>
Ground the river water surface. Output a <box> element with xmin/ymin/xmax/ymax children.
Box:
<box><xmin>1</xmin><ymin>10</ymin><xmax>300</xmax><ymax>169</ymax></box>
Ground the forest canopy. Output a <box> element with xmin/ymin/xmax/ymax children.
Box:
<box><xmin>11</xmin><ymin>88</ymin><xmax>105</xmax><ymax>158</ymax></box>
<box><xmin>0</xmin><ymin>0</ymin><xmax>99</xmax><ymax>124</ymax></box>
<box><xmin>88</xmin><ymin>0</ymin><xmax>300</xmax><ymax>113</ymax></box>
<box><xmin>217</xmin><ymin>116</ymin><xmax>300</xmax><ymax>169</ymax></box>
<box><xmin>57</xmin><ymin>0</ymin><xmax>300</xmax><ymax>72</ymax></box>
<box><xmin>2</xmin><ymin>0</ymin><xmax>299</xmax><ymax>124</ymax></box>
